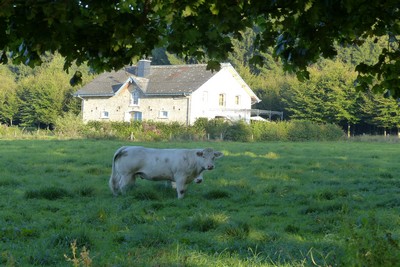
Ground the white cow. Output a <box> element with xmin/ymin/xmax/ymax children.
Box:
<box><xmin>109</xmin><ymin>146</ymin><xmax>223</xmax><ymax>199</ymax></box>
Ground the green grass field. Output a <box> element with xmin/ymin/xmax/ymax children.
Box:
<box><xmin>0</xmin><ymin>140</ymin><xmax>399</xmax><ymax>266</ymax></box>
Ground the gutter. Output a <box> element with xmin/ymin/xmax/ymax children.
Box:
<box><xmin>75</xmin><ymin>94</ymin><xmax>85</xmax><ymax>101</ymax></box>
<box><xmin>73</xmin><ymin>93</ymin><xmax>115</xmax><ymax>97</ymax></box>
<box><xmin>145</xmin><ymin>92</ymin><xmax>191</xmax><ymax>97</ymax></box>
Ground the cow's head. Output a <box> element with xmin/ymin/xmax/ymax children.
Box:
<box><xmin>196</xmin><ymin>148</ymin><xmax>223</xmax><ymax>170</ymax></box>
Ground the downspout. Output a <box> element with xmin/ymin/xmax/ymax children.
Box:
<box><xmin>185</xmin><ymin>93</ymin><xmax>191</xmax><ymax>126</ymax></box>
<box><xmin>75</xmin><ymin>94</ymin><xmax>85</xmax><ymax>119</ymax></box>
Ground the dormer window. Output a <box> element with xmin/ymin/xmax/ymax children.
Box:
<box><xmin>131</xmin><ymin>90</ymin><xmax>140</xmax><ymax>106</ymax></box>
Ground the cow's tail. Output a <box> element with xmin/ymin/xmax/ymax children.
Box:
<box><xmin>109</xmin><ymin>147</ymin><xmax>125</xmax><ymax>195</ymax></box>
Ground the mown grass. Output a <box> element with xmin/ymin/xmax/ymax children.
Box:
<box><xmin>0</xmin><ymin>140</ymin><xmax>399</xmax><ymax>266</ymax></box>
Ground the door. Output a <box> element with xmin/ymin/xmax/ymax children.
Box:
<box><xmin>130</xmin><ymin>111</ymin><xmax>142</xmax><ymax>121</ymax></box>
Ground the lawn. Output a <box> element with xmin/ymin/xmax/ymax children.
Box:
<box><xmin>0</xmin><ymin>140</ymin><xmax>399</xmax><ymax>266</ymax></box>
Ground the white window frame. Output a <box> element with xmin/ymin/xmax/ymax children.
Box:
<box><xmin>131</xmin><ymin>111</ymin><xmax>142</xmax><ymax>121</ymax></box>
<box><xmin>101</xmin><ymin>111</ymin><xmax>110</xmax><ymax>119</ymax></box>
<box><xmin>219</xmin><ymin>93</ymin><xmax>226</xmax><ymax>107</ymax></box>
<box><xmin>235</xmin><ymin>95</ymin><xmax>241</xmax><ymax>105</ymax></box>
<box><xmin>158</xmin><ymin>110</ymin><xmax>169</xmax><ymax>119</ymax></box>
<box><xmin>131</xmin><ymin>90</ymin><xmax>140</xmax><ymax>106</ymax></box>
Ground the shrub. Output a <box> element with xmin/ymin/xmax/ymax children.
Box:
<box><xmin>51</xmin><ymin>118</ymin><xmax>346</xmax><ymax>141</ymax></box>
<box><xmin>287</xmin><ymin>120</ymin><xmax>322</xmax><ymax>141</ymax></box>
<box><xmin>225</xmin><ymin>120</ymin><xmax>252</xmax><ymax>142</ymax></box>
<box><xmin>204</xmin><ymin>118</ymin><xmax>230</xmax><ymax>139</ymax></box>
<box><xmin>251</xmin><ymin>120</ymin><xmax>345</xmax><ymax>141</ymax></box>
<box><xmin>251</xmin><ymin>121</ymin><xmax>289</xmax><ymax>141</ymax></box>
<box><xmin>320</xmin><ymin>123</ymin><xmax>347</xmax><ymax>140</ymax></box>
<box><xmin>54</xmin><ymin>112</ymin><xmax>85</xmax><ymax>138</ymax></box>
<box><xmin>193</xmin><ymin>117</ymin><xmax>208</xmax><ymax>132</ymax></box>
<box><xmin>0</xmin><ymin>124</ymin><xmax>23</xmax><ymax>138</ymax></box>
<box><xmin>83</xmin><ymin>121</ymin><xmax>118</xmax><ymax>139</ymax></box>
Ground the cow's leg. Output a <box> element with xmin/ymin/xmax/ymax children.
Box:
<box><xmin>194</xmin><ymin>174</ymin><xmax>203</xmax><ymax>184</ymax></box>
<box><xmin>109</xmin><ymin>173</ymin><xmax>120</xmax><ymax>195</ymax></box>
<box><xmin>175</xmin><ymin>178</ymin><xmax>188</xmax><ymax>199</ymax></box>
<box><xmin>118</xmin><ymin>173</ymin><xmax>136</xmax><ymax>194</ymax></box>
<box><xmin>163</xmin><ymin>181</ymin><xmax>176</xmax><ymax>188</ymax></box>
<box><xmin>171</xmin><ymin>181</ymin><xmax>177</xmax><ymax>189</ymax></box>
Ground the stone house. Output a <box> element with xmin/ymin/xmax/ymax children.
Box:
<box><xmin>74</xmin><ymin>60</ymin><xmax>261</xmax><ymax>125</ymax></box>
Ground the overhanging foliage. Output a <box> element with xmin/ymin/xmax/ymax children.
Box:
<box><xmin>0</xmin><ymin>1</ymin><xmax>399</xmax><ymax>95</ymax></box>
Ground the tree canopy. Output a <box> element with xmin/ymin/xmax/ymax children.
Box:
<box><xmin>0</xmin><ymin>0</ymin><xmax>399</xmax><ymax>95</ymax></box>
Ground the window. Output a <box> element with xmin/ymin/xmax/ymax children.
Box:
<box><xmin>131</xmin><ymin>90</ymin><xmax>140</xmax><ymax>106</ymax></box>
<box><xmin>235</xmin><ymin>95</ymin><xmax>241</xmax><ymax>105</ymax></box>
<box><xmin>131</xmin><ymin>111</ymin><xmax>142</xmax><ymax>121</ymax></box>
<box><xmin>159</xmin><ymin>110</ymin><xmax>169</xmax><ymax>119</ymax></box>
<box><xmin>219</xmin><ymin>94</ymin><xmax>226</xmax><ymax>107</ymax></box>
<box><xmin>101</xmin><ymin>111</ymin><xmax>109</xmax><ymax>119</ymax></box>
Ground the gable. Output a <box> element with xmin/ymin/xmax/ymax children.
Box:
<box><xmin>222</xmin><ymin>64</ymin><xmax>261</xmax><ymax>104</ymax></box>
<box><xmin>192</xmin><ymin>64</ymin><xmax>261</xmax><ymax>105</ymax></box>
<box><xmin>74</xmin><ymin>67</ymin><xmax>135</xmax><ymax>97</ymax></box>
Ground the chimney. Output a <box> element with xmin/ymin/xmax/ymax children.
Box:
<box><xmin>137</xmin><ymin>59</ymin><xmax>151</xmax><ymax>77</ymax></box>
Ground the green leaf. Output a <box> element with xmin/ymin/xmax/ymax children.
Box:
<box><xmin>0</xmin><ymin>51</ymin><xmax>7</xmax><ymax>64</ymax></box>
<box><xmin>249</xmin><ymin>55</ymin><xmax>264</xmax><ymax>67</ymax></box>
<box><xmin>70</xmin><ymin>71</ymin><xmax>83</xmax><ymax>86</ymax></box>
<box><xmin>206</xmin><ymin>60</ymin><xmax>221</xmax><ymax>72</ymax></box>
<box><xmin>210</xmin><ymin>4</ymin><xmax>219</xmax><ymax>15</ymax></box>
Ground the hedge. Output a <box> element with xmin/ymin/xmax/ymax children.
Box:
<box><xmin>2</xmin><ymin>117</ymin><xmax>346</xmax><ymax>142</ymax></box>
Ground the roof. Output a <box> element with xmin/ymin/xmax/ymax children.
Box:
<box><xmin>73</xmin><ymin>63</ymin><xmax>260</xmax><ymax>103</ymax></box>
<box><xmin>143</xmin><ymin>65</ymin><xmax>217</xmax><ymax>95</ymax></box>
<box><xmin>74</xmin><ymin>66</ymin><xmax>135</xmax><ymax>97</ymax></box>
<box><xmin>74</xmin><ymin>64</ymin><xmax>217</xmax><ymax>97</ymax></box>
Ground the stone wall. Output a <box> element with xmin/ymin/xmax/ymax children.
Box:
<box><xmin>81</xmin><ymin>86</ymin><xmax>189</xmax><ymax>124</ymax></box>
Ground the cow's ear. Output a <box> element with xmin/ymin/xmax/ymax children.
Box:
<box><xmin>196</xmin><ymin>151</ymin><xmax>203</xmax><ymax>157</ymax></box>
<box><xmin>214</xmin><ymin>151</ymin><xmax>223</xmax><ymax>158</ymax></box>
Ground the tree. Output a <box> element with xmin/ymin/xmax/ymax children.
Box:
<box><xmin>1</xmin><ymin>1</ymin><xmax>399</xmax><ymax>95</ymax></box>
<box><xmin>0</xmin><ymin>65</ymin><xmax>19</xmax><ymax>125</ymax></box>
<box><xmin>16</xmin><ymin>53</ymin><xmax>87</xmax><ymax>128</ymax></box>
<box><xmin>18</xmin><ymin>76</ymin><xmax>63</xmax><ymax>128</ymax></box>
<box><xmin>375</xmin><ymin>97</ymin><xmax>400</xmax><ymax>137</ymax></box>
<box><xmin>312</xmin><ymin>59</ymin><xmax>360</xmax><ymax>137</ymax></box>
<box><xmin>282</xmin><ymin>59</ymin><xmax>360</xmax><ymax>132</ymax></box>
